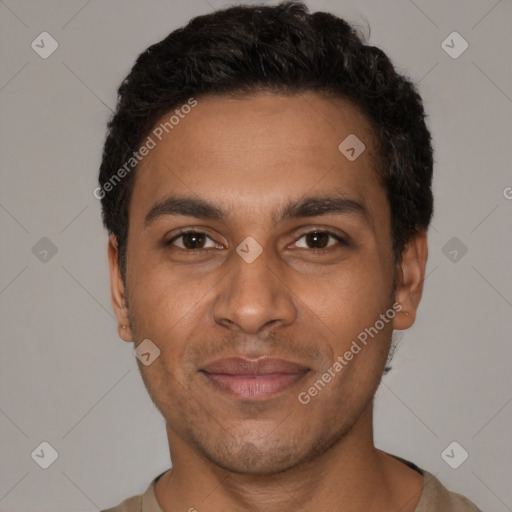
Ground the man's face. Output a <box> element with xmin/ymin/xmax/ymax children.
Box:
<box><xmin>111</xmin><ymin>92</ymin><xmax>404</xmax><ymax>474</ymax></box>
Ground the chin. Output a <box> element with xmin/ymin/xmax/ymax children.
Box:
<box><xmin>203</xmin><ymin>441</ymin><xmax>307</xmax><ymax>475</ymax></box>
<box><xmin>195</xmin><ymin>424</ymin><xmax>344</xmax><ymax>476</ymax></box>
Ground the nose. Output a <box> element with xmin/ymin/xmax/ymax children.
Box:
<box><xmin>212</xmin><ymin>244</ymin><xmax>297</xmax><ymax>334</ymax></box>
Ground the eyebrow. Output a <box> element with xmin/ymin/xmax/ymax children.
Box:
<box><xmin>144</xmin><ymin>194</ymin><xmax>368</xmax><ymax>227</ymax></box>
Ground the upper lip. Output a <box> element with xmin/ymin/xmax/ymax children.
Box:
<box><xmin>200</xmin><ymin>357</ymin><xmax>309</xmax><ymax>376</ymax></box>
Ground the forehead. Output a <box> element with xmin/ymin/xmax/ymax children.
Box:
<box><xmin>129</xmin><ymin>91</ymin><xmax>386</xmax><ymax>227</ymax></box>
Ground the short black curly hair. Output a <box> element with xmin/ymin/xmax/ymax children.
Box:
<box><xmin>98</xmin><ymin>1</ymin><xmax>433</xmax><ymax>282</ymax></box>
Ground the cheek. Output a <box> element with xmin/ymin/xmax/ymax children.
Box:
<box><xmin>126</xmin><ymin>257</ymin><xmax>207</xmax><ymax>339</ymax></box>
<box><xmin>126</xmin><ymin>265</ymin><xmax>231</xmax><ymax>383</ymax></box>
<box><xmin>298</xmin><ymin>259</ymin><xmax>393</xmax><ymax>342</ymax></box>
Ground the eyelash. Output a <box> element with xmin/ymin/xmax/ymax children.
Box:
<box><xmin>165</xmin><ymin>229</ymin><xmax>349</xmax><ymax>254</ymax></box>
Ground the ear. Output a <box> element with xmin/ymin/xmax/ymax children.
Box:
<box><xmin>108</xmin><ymin>234</ymin><xmax>133</xmax><ymax>342</ymax></box>
<box><xmin>393</xmin><ymin>229</ymin><xmax>428</xmax><ymax>330</ymax></box>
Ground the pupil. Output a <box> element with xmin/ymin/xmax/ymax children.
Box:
<box><xmin>184</xmin><ymin>232</ymin><xmax>204</xmax><ymax>249</ymax></box>
<box><xmin>307</xmin><ymin>231</ymin><xmax>328</xmax><ymax>249</ymax></box>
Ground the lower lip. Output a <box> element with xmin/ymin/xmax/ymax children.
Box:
<box><xmin>202</xmin><ymin>372</ymin><xmax>308</xmax><ymax>400</ymax></box>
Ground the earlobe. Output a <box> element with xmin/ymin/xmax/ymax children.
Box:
<box><xmin>107</xmin><ymin>234</ymin><xmax>133</xmax><ymax>342</ymax></box>
<box><xmin>393</xmin><ymin>230</ymin><xmax>428</xmax><ymax>330</ymax></box>
<box><xmin>118</xmin><ymin>323</ymin><xmax>132</xmax><ymax>342</ymax></box>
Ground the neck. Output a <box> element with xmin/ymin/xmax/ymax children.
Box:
<box><xmin>155</xmin><ymin>402</ymin><xmax>423</xmax><ymax>512</ymax></box>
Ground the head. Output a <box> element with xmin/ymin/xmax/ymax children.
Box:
<box><xmin>99</xmin><ymin>2</ymin><xmax>432</xmax><ymax>475</ymax></box>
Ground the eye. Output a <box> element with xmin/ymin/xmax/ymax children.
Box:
<box><xmin>166</xmin><ymin>230</ymin><xmax>220</xmax><ymax>250</ymax></box>
<box><xmin>293</xmin><ymin>230</ymin><xmax>347</xmax><ymax>251</ymax></box>
<box><xmin>164</xmin><ymin>229</ymin><xmax>348</xmax><ymax>253</ymax></box>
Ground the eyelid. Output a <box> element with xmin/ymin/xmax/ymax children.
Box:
<box><xmin>291</xmin><ymin>229</ymin><xmax>349</xmax><ymax>250</ymax></box>
<box><xmin>165</xmin><ymin>227</ymin><xmax>349</xmax><ymax>251</ymax></box>
<box><xmin>165</xmin><ymin>228</ymin><xmax>220</xmax><ymax>249</ymax></box>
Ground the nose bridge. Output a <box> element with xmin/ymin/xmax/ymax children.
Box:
<box><xmin>212</xmin><ymin>242</ymin><xmax>296</xmax><ymax>333</ymax></box>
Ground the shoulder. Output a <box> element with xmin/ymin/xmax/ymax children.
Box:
<box><xmin>387</xmin><ymin>453</ymin><xmax>482</xmax><ymax>512</ymax></box>
<box><xmin>100</xmin><ymin>470</ymin><xmax>168</xmax><ymax>512</ymax></box>
<box><xmin>101</xmin><ymin>493</ymin><xmax>142</xmax><ymax>512</ymax></box>
<box><xmin>416</xmin><ymin>470</ymin><xmax>482</xmax><ymax>512</ymax></box>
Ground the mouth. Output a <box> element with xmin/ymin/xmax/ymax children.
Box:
<box><xmin>200</xmin><ymin>357</ymin><xmax>310</xmax><ymax>400</ymax></box>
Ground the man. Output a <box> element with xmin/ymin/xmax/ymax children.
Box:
<box><xmin>98</xmin><ymin>2</ymin><xmax>481</xmax><ymax>511</ymax></box>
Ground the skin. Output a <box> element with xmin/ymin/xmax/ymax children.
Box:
<box><xmin>108</xmin><ymin>91</ymin><xmax>428</xmax><ymax>512</ymax></box>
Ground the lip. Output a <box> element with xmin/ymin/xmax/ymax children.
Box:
<box><xmin>200</xmin><ymin>357</ymin><xmax>310</xmax><ymax>400</ymax></box>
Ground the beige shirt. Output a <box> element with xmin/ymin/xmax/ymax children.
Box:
<box><xmin>102</xmin><ymin>460</ymin><xmax>482</xmax><ymax>512</ymax></box>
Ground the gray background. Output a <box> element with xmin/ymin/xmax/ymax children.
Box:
<box><xmin>1</xmin><ymin>0</ymin><xmax>511</xmax><ymax>510</ymax></box>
